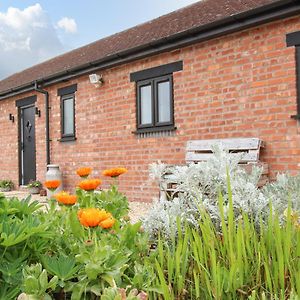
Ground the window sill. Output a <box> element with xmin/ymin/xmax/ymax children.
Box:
<box><xmin>132</xmin><ymin>125</ymin><xmax>177</xmax><ymax>135</ymax></box>
<box><xmin>58</xmin><ymin>136</ymin><xmax>77</xmax><ymax>142</ymax></box>
<box><xmin>291</xmin><ymin>114</ymin><xmax>300</xmax><ymax>120</ymax></box>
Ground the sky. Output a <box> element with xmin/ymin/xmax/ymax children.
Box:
<box><xmin>0</xmin><ymin>0</ymin><xmax>199</xmax><ymax>80</ymax></box>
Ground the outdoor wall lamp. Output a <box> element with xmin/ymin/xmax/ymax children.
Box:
<box><xmin>9</xmin><ymin>113</ymin><xmax>14</xmax><ymax>123</ymax></box>
<box><xmin>35</xmin><ymin>107</ymin><xmax>41</xmax><ymax>117</ymax></box>
<box><xmin>89</xmin><ymin>73</ymin><xmax>103</xmax><ymax>87</ymax></box>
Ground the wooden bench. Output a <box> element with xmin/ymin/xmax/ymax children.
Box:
<box><xmin>160</xmin><ymin>138</ymin><xmax>269</xmax><ymax>199</ymax></box>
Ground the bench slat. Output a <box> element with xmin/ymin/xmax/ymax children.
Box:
<box><xmin>186</xmin><ymin>150</ymin><xmax>259</xmax><ymax>163</ymax></box>
<box><xmin>186</xmin><ymin>138</ymin><xmax>262</xmax><ymax>152</ymax></box>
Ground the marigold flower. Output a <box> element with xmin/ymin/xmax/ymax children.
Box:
<box><xmin>78</xmin><ymin>208</ymin><xmax>102</xmax><ymax>227</ymax></box>
<box><xmin>98</xmin><ymin>210</ymin><xmax>112</xmax><ymax>222</ymax></box>
<box><xmin>102</xmin><ymin>167</ymin><xmax>128</xmax><ymax>178</ymax></box>
<box><xmin>54</xmin><ymin>191</ymin><xmax>77</xmax><ymax>205</ymax></box>
<box><xmin>44</xmin><ymin>180</ymin><xmax>61</xmax><ymax>191</ymax></box>
<box><xmin>78</xmin><ymin>208</ymin><xmax>112</xmax><ymax>227</ymax></box>
<box><xmin>99</xmin><ymin>217</ymin><xmax>115</xmax><ymax>229</ymax></box>
<box><xmin>78</xmin><ymin>179</ymin><xmax>101</xmax><ymax>191</ymax></box>
<box><xmin>76</xmin><ymin>167</ymin><xmax>92</xmax><ymax>178</ymax></box>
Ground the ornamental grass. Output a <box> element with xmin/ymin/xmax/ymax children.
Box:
<box><xmin>147</xmin><ymin>190</ymin><xmax>300</xmax><ymax>299</ymax></box>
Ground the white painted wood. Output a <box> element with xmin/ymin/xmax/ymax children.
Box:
<box><xmin>160</xmin><ymin>138</ymin><xmax>268</xmax><ymax>197</ymax></box>
<box><xmin>186</xmin><ymin>138</ymin><xmax>261</xmax><ymax>151</ymax></box>
<box><xmin>185</xmin><ymin>150</ymin><xmax>259</xmax><ymax>163</ymax></box>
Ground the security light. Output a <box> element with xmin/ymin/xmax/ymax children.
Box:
<box><xmin>89</xmin><ymin>74</ymin><xmax>103</xmax><ymax>86</ymax></box>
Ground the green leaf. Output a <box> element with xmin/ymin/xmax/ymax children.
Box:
<box><xmin>41</xmin><ymin>254</ymin><xmax>79</xmax><ymax>282</ymax></box>
<box><xmin>38</xmin><ymin>269</ymin><xmax>48</xmax><ymax>291</ymax></box>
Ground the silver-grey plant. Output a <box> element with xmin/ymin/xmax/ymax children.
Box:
<box><xmin>144</xmin><ymin>146</ymin><xmax>299</xmax><ymax>240</ymax></box>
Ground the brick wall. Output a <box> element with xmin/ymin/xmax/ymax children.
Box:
<box><xmin>1</xmin><ymin>16</ymin><xmax>300</xmax><ymax>202</ymax></box>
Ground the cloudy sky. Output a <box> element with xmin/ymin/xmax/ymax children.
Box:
<box><xmin>0</xmin><ymin>0</ymin><xmax>199</xmax><ymax>80</ymax></box>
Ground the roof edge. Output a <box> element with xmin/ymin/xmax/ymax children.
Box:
<box><xmin>1</xmin><ymin>0</ymin><xmax>299</xmax><ymax>100</ymax></box>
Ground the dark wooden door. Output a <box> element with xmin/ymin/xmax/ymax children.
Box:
<box><xmin>21</xmin><ymin>105</ymin><xmax>36</xmax><ymax>184</ymax></box>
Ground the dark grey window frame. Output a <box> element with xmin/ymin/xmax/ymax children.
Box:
<box><xmin>287</xmin><ymin>31</ymin><xmax>300</xmax><ymax>121</ymax></box>
<box><xmin>60</xmin><ymin>93</ymin><xmax>76</xmax><ymax>141</ymax></box>
<box><xmin>57</xmin><ymin>84</ymin><xmax>77</xmax><ymax>142</ymax></box>
<box><xmin>136</xmin><ymin>74</ymin><xmax>174</xmax><ymax>133</ymax></box>
<box><xmin>131</xmin><ymin>61</ymin><xmax>182</xmax><ymax>134</ymax></box>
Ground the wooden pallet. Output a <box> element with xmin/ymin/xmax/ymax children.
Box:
<box><xmin>160</xmin><ymin>138</ymin><xmax>268</xmax><ymax>199</ymax></box>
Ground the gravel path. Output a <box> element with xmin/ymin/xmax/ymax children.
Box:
<box><xmin>2</xmin><ymin>191</ymin><xmax>152</xmax><ymax>223</ymax></box>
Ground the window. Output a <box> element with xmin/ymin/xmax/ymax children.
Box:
<box><xmin>137</xmin><ymin>75</ymin><xmax>173</xmax><ymax>131</ymax></box>
<box><xmin>57</xmin><ymin>84</ymin><xmax>77</xmax><ymax>141</ymax></box>
<box><xmin>131</xmin><ymin>61</ymin><xmax>183</xmax><ymax>133</ymax></box>
<box><xmin>287</xmin><ymin>31</ymin><xmax>300</xmax><ymax>120</ymax></box>
<box><xmin>61</xmin><ymin>94</ymin><xmax>75</xmax><ymax>137</ymax></box>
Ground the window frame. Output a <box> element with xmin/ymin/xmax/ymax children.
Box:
<box><xmin>60</xmin><ymin>93</ymin><xmax>76</xmax><ymax>141</ymax></box>
<box><xmin>286</xmin><ymin>31</ymin><xmax>300</xmax><ymax>120</ymax></box>
<box><xmin>136</xmin><ymin>74</ymin><xmax>174</xmax><ymax>132</ymax></box>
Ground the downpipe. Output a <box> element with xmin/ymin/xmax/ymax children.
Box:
<box><xmin>34</xmin><ymin>82</ymin><xmax>50</xmax><ymax>165</ymax></box>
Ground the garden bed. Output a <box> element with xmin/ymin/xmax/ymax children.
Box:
<box><xmin>0</xmin><ymin>158</ymin><xmax>299</xmax><ymax>299</ymax></box>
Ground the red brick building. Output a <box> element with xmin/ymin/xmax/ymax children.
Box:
<box><xmin>0</xmin><ymin>0</ymin><xmax>300</xmax><ymax>202</ymax></box>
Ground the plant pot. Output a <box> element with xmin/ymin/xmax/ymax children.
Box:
<box><xmin>28</xmin><ymin>187</ymin><xmax>40</xmax><ymax>194</ymax></box>
<box><xmin>0</xmin><ymin>187</ymin><xmax>11</xmax><ymax>192</ymax></box>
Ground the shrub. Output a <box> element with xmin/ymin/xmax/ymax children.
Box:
<box><xmin>0</xmin><ymin>179</ymin><xmax>14</xmax><ymax>191</ymax></box>
<box><xmin>0</xmin><ymin>167</ymin><xmax>151</xmax><ymax>299</ymax></box>
<box><xmin>145</xmin><ymin>147</ymin><xmax>299</xmax><ymax>240</ymax></box>
<box><xmin>27</xmin><ymin>180</ymin><xmax>42</xmax><ymax>188</ymax></box>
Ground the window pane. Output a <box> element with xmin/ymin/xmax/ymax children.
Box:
<box><xmin>63</xmin><ymin>97</ymin><xmax>74</xmax><ymax>135</ymax></box>
<box><xmin>158</xmin><ymin>81</ymin><xmax>171</xmax><ymax>123</ymax></box>
<box><xmin>140</xmin><ymin>85</ymin><xmax>152</xmax><ymax>125</ymax></box>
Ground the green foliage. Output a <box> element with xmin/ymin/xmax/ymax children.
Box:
<box><xmin>0</xmin><ymin>180</ymin><xmax>14</xmax><ymax>190</ymax></box>
<box><xmin>1</xmin><ymin>167</ymin><xmax>299</xmax><ymax>299</ymax></box>
<box><xmin>101</xmin><ymin>287</ymin><xmax>148</xmax><ymax>300</ymax></box>
<box><xmin>95</xmin><ymin>185</ymin><xmax>129</xmax><ymax>219</ymax></box>
<box><xmin>27</xmin><ymin>180</ymin><xmax>42</xmax><ymax>188</ymax></box>
<box><xmin>147</xmin><ymin>189</ymin><xmax>300</xmax><ymax>299</ymax></box>
<box><xmin>22</xmin><ymin>263</ymin><xmax>58</xmax><ymax>299</ymax></box>
<box><xmin>0</xmin><ymin>182</ymin><xmax>148</xmax><ymax>299</ymax></box>
<box><xmin>0</xmin><ymin>196</ymin><xmax>53</xmax><ymax>299</ymax></box>
<box><xmin>75</xmin><ymin>185</ymin><xmax>129</xmax><ymax>220</ymax></box>
<box><xmin>41</xmin><ymin>254</ymin><xmax>80</xmax><ymax>286</ymax></box>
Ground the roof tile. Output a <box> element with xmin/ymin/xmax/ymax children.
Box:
<box><xmin>0</xmin><ymin>0</ymin><xmax>279</xmax><ymax>94</ymax></box>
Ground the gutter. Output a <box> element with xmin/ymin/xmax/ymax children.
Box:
<box><xmin>34</xmin><ymin>82</ymin><xmax>51</xmax><ymax>166</ymax></box>
<box><xmin>0</xmin><ymin>0</ymin><xmax>299</xmax><ymax>100</ymax></box>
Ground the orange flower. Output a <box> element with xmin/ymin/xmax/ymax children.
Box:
<box><xmin>78</xmin><ymin>179</ymin><xmax>101</xmax><ymax>191</ymax></box>
<box><xmin>98</xmin><ymin>210</ymin><xmax>112</xmax><ymax>222</ymax></box>
<box><xmin>44</xmin><ymin>180</ymin><xmax>61</xmax><ymax>191</ymax></box>
<box><xmin>76</xmin><ymin>167</ymin><xmax>92</xmax><ymax>178</ymax></box>
<box><xmin>77</xmin><ymin>208</ymin><xmax>111</xmax><ymax>227</ymax></box>
<box><xmin>54</xmin><ymin>191</ymin><xmax>77</xmax><ymax>205</ymax></box>
<box><xmin>102</xmin><ymin>167</ymin><xmax>128</xmax><ymax>178</ymax></box>
<box><xmin>99</xmin><ymin>217</ymin><xmax>116</xmax><ymax>229</ymax></box>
